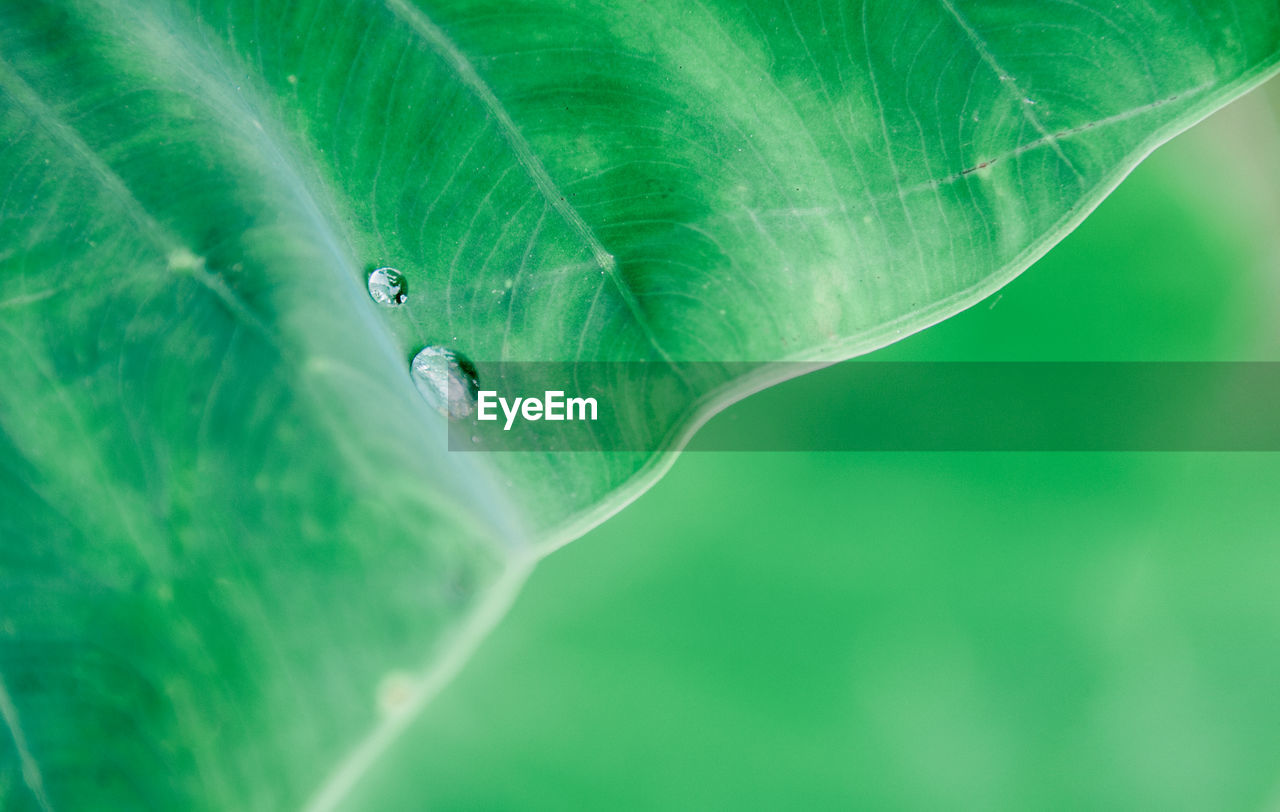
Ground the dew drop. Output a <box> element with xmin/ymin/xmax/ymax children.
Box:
<box><xmin>367</xmin><ymin>267</ymin><xmax>408</xmax><ymax>306</ymax></box>
<box><xmin>410</xmin><ymin>346</ymin><xmax>479</xmax><ymax>418</ymax></box>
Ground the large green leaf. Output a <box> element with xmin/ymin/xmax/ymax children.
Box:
<box><xmin>1</xmin><ymin>0</ymin><xmax>1277</xmax><ymax>808</ymax></box>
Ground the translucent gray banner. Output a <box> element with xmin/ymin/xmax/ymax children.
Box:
<box><xmin>426</xmin><ymin>361</ymin><xmax>1280</xmax><ymax>452</ymax></box>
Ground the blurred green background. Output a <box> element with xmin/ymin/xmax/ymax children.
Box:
<box><xmin>352</xmin><ymin>80</ymin><xmax>1280</xmax><ymax>809</ymax></box>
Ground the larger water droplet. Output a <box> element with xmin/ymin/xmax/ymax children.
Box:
<box><xmin>411</xmin><ymin>346</ymin><xmax>479</xmax><ymax>418</ymax></box>
<box><xmin>367</xmin><ymin>267</ymin><xmax>407</xmax><ymax>306</ymax></box>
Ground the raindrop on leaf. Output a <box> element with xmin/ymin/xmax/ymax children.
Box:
<box><xmin>410</xmin><ymin>346</ymin><xmax>479</xmax><ymax>418</ymax></box>
<box><xmin>367</xmin><ymin>267</ymin><xmax>408</xmax><ymax>306</ymax></box>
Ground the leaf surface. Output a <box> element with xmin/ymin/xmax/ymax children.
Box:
<box><xmin>1</xmin><ymin>0</ymin><xmax>1277</xmax><ymax>807</ymax></box>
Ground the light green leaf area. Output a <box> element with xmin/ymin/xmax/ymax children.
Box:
<box><xmin>0</xmin><ymin>0</ymin><xmax>1277</xmax><ymax>808</ymax></box>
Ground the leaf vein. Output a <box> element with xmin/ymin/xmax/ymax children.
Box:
<box><xmin>936</xmin><ymin>0</ymin><xmax>1086</xmax><ymax>184</ymax></box>
<box><xmin>381</xmin><ymin>0</ymin><xmax>678</xmax><ymax>364</ymax></box>
<box><xmin>0</xmin><ymin>674</ymin><xmax>54</xmax><ymax>812</ymax></box>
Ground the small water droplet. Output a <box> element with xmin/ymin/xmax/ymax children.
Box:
<box><xmin>411</xmin><ymin>346</ymin><xmax>479</xmax><ymax>418</ymax></box>
<box><xmin>367</xmin><ymin>267</ymin><xmax>408</xmax><ymax>306</ymax></box>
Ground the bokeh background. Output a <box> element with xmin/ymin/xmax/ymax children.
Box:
<box><xmin>352</xmin><ymin>79</ymin><xmax>1280</xmax><ymax>809</ymax></box>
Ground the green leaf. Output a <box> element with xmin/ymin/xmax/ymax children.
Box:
<box><xmin>1</xmin><ymin>0</ymin><xmax>1277</xmax><ymax>808</ymax></box>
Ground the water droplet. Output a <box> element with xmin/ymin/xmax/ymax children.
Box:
<box><xmin>411</xmin><ymin>346</ymin><xmax>479</xmax><ymax>418</ymax></box>
<box><xmin>367</xmin><ymin>267</ymin><xmax>408</xmax><ymax>306</ymax></box>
